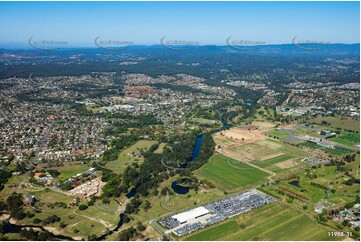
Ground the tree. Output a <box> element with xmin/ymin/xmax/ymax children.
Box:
<box><xmin>342</xmin><ymin>219</ymin><xmax>349</xmax><ymax>227</ymax></box>
<box><xmin>102</xmin><ymin>198</ymin><xmax>110</xmax><ymax>205</ymax></box>
<box><xmin>78</xmin><ymin>204</ymin><xmax>88</xmax><ymax>211</ymax></box>
<box><xmin>136</xmin><ymin>222</ymin><xmax>146</xmax><ymax>232</ymax></box>
<box><xmin>88</xmin><ymin>234</ymin><xmax>97</xmax><ymax>240</ymax></box>
<box><xmin>143</xmin><ymin>200</ymin><xmax>151</xmax><ymax>211</ymax></box>
<box><xmin>33</xmin><ymin>218</ymin><xmax>42</xmax><ymax>224</ymax></box>
<box><xmin>6</xmin><ymin>193</ymin><xmax>26</xmax><ymax>220</ymax></box>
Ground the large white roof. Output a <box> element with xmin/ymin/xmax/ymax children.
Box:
<box><xmin>172</xmin><ymin>206</ymin><xmax>209</xmax><ymax>224</ymax></box>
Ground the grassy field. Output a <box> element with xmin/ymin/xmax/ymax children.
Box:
<box><xmin>329</xmin><ymin>132</ymin><xmax>360</xmax><ymax>146</ymax></box>
<box><xmin>253</xmin><ymin>154</ymin><xmax>294</xmax><ymax>169</ymax></box>
<box><xmin>194</xmin><ymin>154</ymin><xmax>269</xmax><ymax>192</ymax></box>
<box><xmin>311</xmin><ymin>117</ymin><xmax>360</xmax><ymax>131</ymax></box>
<box><xmin>105</xmin><ymin>140</ymin><xmax>158</xmax><ymax>173</ymax></box>
<box><xmin>19</xmin><ymin>192</ymin><xmax>120</xmax><ymax>239</ymax></box>
<box><xmin>154</xmin><ymin>143</ymin><xmax>167</xmax><ymax>154</ymax></box>
<box><xmin>191</xmin><ymin>117</ymin><xmax>217</xmax><ymax>125</ymax></box>
<box><xmin>56</xmin><ymin>163</ymin><xmax>91</xmax><ymax>180</ymax></box>
<box><xmin>184</xmin><ymin>202</ymin><xmax>339</xmax><ymax>241</ymax></box>
<box><xmin>262</xmin><ymin>163</ymin><xmax>360</xmax><ymax>207</ymax></box>
<box><xmin>266</xmin><ymin>130</ymin><xmax>294</xmax><ymax>139</ymax></box>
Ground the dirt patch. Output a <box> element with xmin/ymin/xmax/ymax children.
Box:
<box><xmin>214</xmin><ymin>126</ymin><xmax>266</xmax><ymax>148</ymax></box>
<box><xmin>252</xmin><ymin>121</ymin><xmax>275</xmax><ymax>129</ymax></box>
<box><xmin>276</xmin><ymin>159</ymin><xmax>298</xmax><ymax>169</ymax></box>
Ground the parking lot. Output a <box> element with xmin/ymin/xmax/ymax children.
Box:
<box><xmin>157</xmin><ymin>189</ymin><xmax>276</xmax><ymax>237</ymax></box>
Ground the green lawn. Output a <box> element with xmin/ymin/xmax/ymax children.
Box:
<box><xmin>184</xmin><ymin>202</ymin><xmax>340</xmax><ymax>241</ymax></box>
<box><xmin>194</xmin><ymin>154</ymin><xmax>269</xmax><ymax>192</ymax></box>
<box><xmin>253</xmin><ymin>154</ymin><xmax>294</xmax><ymax>168</ymax></box>
<box><xmin>330</xmin><ymin>132</ymin><xmax>360</xmax><ymax>146</ymax></box>
<box><xmin>266</xmin><ymin>130</ymin><xmax>293</xmax><ymax>139</ymax></box>
<box><xmin>57</xmin><ymin>163</ymin><xmax>91</xmax><ymax>180</ymax></box>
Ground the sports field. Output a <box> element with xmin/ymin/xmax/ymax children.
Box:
<box><xmin>184</xmin><ymin>202</ymin><xmax>339</xmax><ymax>241</ymax></box>
<box><xmin>194</xmin><ymin>154</ymin><xmax>269</xmax><ymax>191</ymax></box>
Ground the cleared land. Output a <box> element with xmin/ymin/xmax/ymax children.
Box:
<box><xmin>228</xmin><ymin>139</ymin><xmax>309</xmax><ymax>162</ymax></box>
<box><xmin>194</xmin><ymin>154</ymin><xmax>269</xmax><ymax>191</ymax></box>
<box><xmin>252</xmin><ymin>121</ymin><xmax>275</xmax><ymax>129</ymax></box>
<box><xmin>214</xmin><ymin>125</ymin><xmax>310</xmax><ymax>175</ymax></box>
<box><xmin>184</xmin><ymin>202</ymin><xmax>339</xmax><ymax>241</ymax></box>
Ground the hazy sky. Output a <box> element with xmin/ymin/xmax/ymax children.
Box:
<box><xmin>0</xmin><ymin>1</ymin><xmax>359</xmax><ymax>47</ymax></box>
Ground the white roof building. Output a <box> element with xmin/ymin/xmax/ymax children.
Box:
<box><xmin>172</xmin><ymin>206</ymin><xmax>210</xmax><ymax>224</ymax></box>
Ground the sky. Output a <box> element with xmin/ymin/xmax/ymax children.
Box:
<box><xmin>0</xmin><ymin>1</ymin><xmax>359</xmax><ymax>48</ymax></box>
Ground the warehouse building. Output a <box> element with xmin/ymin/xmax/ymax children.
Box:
<box><xmin>172</xmin><ymin>206</ymin><xmax>210</xmax><ymax>224</ymax></box>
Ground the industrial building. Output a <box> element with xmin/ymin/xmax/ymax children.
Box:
<box><xmin>172</xmin><ymin>206</ymin><xmax>210</xmax><ymax>224</ymax></box>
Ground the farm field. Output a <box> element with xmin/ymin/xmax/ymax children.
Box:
<box><xmin>194</xmin><ymin>154</ymin><xmax>269</xmax><ymax>191</ymax></box>
<box><xmin>183</xmin><ymin>202</ymin><xmax>340</xmax><ymax>241</ymax></box>
<box><xmin>105</xmin><ymin>140</ymin><xmax>158</xmax><ymax>173</ymax></box>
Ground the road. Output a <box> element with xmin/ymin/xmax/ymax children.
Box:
<box><xmin>149</xmin><ymin>219</ymin><xmax>173</xmax><ymax>241</ymax></box>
